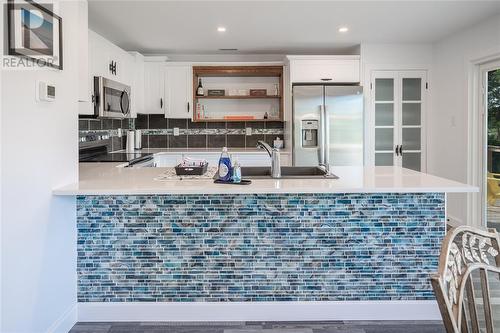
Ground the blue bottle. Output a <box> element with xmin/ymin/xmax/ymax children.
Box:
<box><xmin>217</xmin><ymin>147</ymin><xmax>232</xmax><ymax>182</ymax></box>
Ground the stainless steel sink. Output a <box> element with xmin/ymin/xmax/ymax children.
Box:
<box><xmin>240</xmin><ymin>166</ymin><xmax>338</xmax><ymax>179</ymax></box>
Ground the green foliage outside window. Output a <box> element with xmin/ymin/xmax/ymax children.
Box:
<box><xmin>488</xmin><ymin>69</ymin><xmax>500</xmax><ymax>146</ymax></box>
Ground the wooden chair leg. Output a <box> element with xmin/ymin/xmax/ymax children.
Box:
<box><xmin>480</xmin><ymin>269</ymin><xmax>494</xmax><ymax>333</ymax></box>
<box><xmin>465</xmin><ymin>278</ymin><xmax>480</xmax><ymax>333</ymax></box>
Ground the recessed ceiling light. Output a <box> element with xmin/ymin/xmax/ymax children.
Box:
<box><xmin>217</xmin><ymin>27</ymin><xmax>226</xmax><ymax>32</ymax></box>
<box><xmin>338</xmin><ymin>27</ymin><xmax>349</xmax><ymax>33</ymax></box>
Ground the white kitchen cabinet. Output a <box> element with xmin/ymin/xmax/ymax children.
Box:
<box><xmin>88</xmin><ymin>30</ymin><xmax>134</xmax><ymax>84</ymax></box>
<box><xmin>370</xmin><ymin>70</ymin><xmax>427</xmax><ymax>172</ymax></box>
<box><xmin>180</xmin><ymin>152</ymin><xmax>220</xmax><ymax>166</ymax></box>
<box><xmin>233</xmin><ymin>153</ymin><xmax>271</xmax><ymax>166</ymax></box>
<box><xmin>153</xmin><ymin>151</ymin><xmax>289</xmax><ymax>168</ymax></box>
<box><xmin>143</xmin><ymin>61</ymin><xmax>166</xmax><ymax>114</ymax></box>
<box><xmin>287</xmin><ymin>56</ymin><xmax>360</xmax><ymax>83</ymax></box>
<box><xmin>164</xmin><ymin>65</ymin><xmax>193</xmax><ymax>119</ymax></box>
<box><xmin>129</xmin><ymin>52</ymin><xmax>145</xmax><ymax>117</ymax></box>
<box><xmin>153</xmin><ymin>153</ymin><xmax>183</xmax><ymax>167</ymax></box>
<box><xmin>82</xmin><ymin>30</ymin><xmax>136</xmax><ymax>116</ymax></box>
<box><xmin>89</xmin><ymin>30</ymin><xmax>110</xmax><ymax>79</ymax></box>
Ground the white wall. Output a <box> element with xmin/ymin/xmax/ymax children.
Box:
<box><xmin>430</xmin><ymin>14</ymin><xmax>500</xmax><ymax>225</ymax></box>
<box><xmin>1</xmin><ymin>1</ymin><xmax>81</xmax><ymax>332</ymax></box>
<box><xmin>361</xmin><ymin>43</ymin><xmax>433</xmax><ymax>68</ymax></box>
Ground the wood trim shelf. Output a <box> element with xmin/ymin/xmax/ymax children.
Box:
<box><xmin>193</xmin><ymin>65</ymin><xmax>283</xmax><ymax>77</ymax></box>
<box><xmin>196</xmin><ymin>95</ymin><xmax>281</xmax><ymax>99</ymax></box>
<box><xmin>192</xmin><ymin>65</ymin><xmax>284</xmax><ymax>123</ymax></box>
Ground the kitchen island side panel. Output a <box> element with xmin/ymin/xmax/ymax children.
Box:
<box><xmin>77</xmin><ymin>193</ymin><xmax>445</xmax><ymax>302</ymax></box>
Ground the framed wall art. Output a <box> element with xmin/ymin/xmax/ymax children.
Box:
<box><xmin>7</xmin><ymin>0</ymin><xmax>63</xmax><ymax>70</ymax></box>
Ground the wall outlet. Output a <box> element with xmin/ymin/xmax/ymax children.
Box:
<box><xmin>173</xmin><ymin>127</ymin><xmax>180</xmax><ymax>136</ymax></box>
<box><xmin>246</xmin><ymin>127</ymin><xmax>252</xmax><ymax>136</ymax></box>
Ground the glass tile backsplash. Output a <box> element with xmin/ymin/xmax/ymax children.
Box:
<box><xmin>79</xmin><ymin>114</ymin><xmax>284</xmax><ymax>150</ymax></box>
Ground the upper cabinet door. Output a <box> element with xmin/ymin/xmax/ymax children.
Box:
<box><xmin>399</xmin><ymin>72</ymin><xmax>426</xmax><ymax>172</ymax></box>
<box><xmin>143</xmin><ymin>62</ymin><xmax>165</xmax><ymax>114</ymax></box>
<box><xmin>370</xmin><ymin>70</ymin><xmax>427</xmax><ymax>172</ymax></box>
<box><xmin>372</xmin><ymin>72</ymin><xmax>398</xmax><ymax>168</ymax></box>
<box><xmin>288</xmin><ymin>56</ymin><xmax>360</xmax><ymax>83</ymax></box>
<box><xmin>89</xmin><ymin>30</ymin><xmax>110</xmax><ymax>79</ymax></box>
<box><xmin>164</xmin><ymin>65</ymin><xmax>193</xmax><ymax>119</ymax></box>
<box><xmin>89</xmin><ymin>30</ymin><xmax>134</xmax><ymax>83</ymax></box>
<box><xmin>129</xmin><ymin>52</ymin><xmax>144</xmax><ymax>118</ymax></box>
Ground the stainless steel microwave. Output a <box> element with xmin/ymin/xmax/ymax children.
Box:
<box><xmin>93</xmin><ymin>76</ymin><xmax>131</xmax><ymax>119</ymax></box>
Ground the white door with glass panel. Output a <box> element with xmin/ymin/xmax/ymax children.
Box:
<box><xmin>371</xmin><ymin>70</ymin><xmax>427</xmax><ymax>171</ymax></box>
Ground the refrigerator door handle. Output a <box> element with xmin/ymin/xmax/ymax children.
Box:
<box><xmin>324</xmin><ymin>105</ymin><xmax>330</xmax><ymax>165</ymax></box>
<box><xmin>319</xmin><ymin>105</ymin><xmax>325</xmax><ymax>164</ymax></box>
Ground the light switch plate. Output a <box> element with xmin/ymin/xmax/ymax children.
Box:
<box><xmin>173</xmin><ymin>127</ymin><xmax>180</xmax><ymax>136</ymax></box>
<box><xmin>245</xmin><ymin>127</ymin><xmax>252</xmax><ymax>136</ymax></box>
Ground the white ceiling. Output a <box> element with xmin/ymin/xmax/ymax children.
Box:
<box><xmin>88</xmin><ymin>0</ymin><xmax>500</xmax><ymax>55</ymax></box>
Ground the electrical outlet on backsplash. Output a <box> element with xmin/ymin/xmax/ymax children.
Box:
<box><xmin>78</xmin><ymin>118</ymin><xmax>134</xmax><ymax>151</ymax></box>
<box><xmin>78</xmin><ymin>115</ymin><xmax>285</xmax><ymax>150</ymax></box>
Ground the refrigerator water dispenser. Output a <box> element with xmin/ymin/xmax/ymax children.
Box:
<box><xmin>302</xmin><ymin>120</ymin><xmax>318</xmax><ymax>147</ymax></box>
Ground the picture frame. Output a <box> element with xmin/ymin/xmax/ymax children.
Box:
<box><xmin>7</xmin><ymin>0</ymin><xmax>63</xmax><ymax>70</ymax></box>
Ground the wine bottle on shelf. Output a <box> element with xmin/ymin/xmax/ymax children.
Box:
<box><xmin>196</xmin><ymin>78</ymin><xmax>204</xmax><ymax>96</ymax></box>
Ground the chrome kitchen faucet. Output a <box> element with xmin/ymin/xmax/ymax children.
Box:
<box><xmin>256</xmin><ymin>140</ymin><xmax>281</xmax><ymax>178</ymax></box>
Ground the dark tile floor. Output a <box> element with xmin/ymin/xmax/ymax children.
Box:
<box><xmin>70</xmin><ymin>321</ymin><xmax>446</xmax><ymax>333</ymax></box>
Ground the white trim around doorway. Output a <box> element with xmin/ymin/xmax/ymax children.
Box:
<box><xmin>468</xmin><ymin>54</ymin><xmax>500</xmax><ymax>228</ymax></box>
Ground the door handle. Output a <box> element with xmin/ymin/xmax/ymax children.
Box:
<box><xmin>160</xmin><ymin>98</ymin><xmax>163</xmax><ymax>109</ymax></box>
<box><xmin>321</xmin><ymin>78</ymin><xmax>332</xmax><ymax>81</ymax></box>
<box><xmin>324</xmin><ymin>105</ymin><xmax>330</xmax><ymax>164</ymax></box>
<box><xmin>187</xmin><ymin>102</ymin><xmax>190</xmax><ymax>113</ymax></box>
<box><xmin>395</xmin><ymin>145</ymin><xmax>399</xmax><ymax>156</ymax></box>
<box><xmin>319</xmin><ymin>105</ymin><xmax>325</xmax><ymax>164</ymax></box>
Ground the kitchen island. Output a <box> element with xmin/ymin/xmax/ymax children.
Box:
<box><xmin>54</xmin><ymin>165</ymin><xmax>476</xmax><ymax>321</ymax></box>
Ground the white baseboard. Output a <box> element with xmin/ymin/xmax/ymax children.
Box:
<box><xmin>447</xmin><ymin>214</ymin><xmax>464</xmax><ymax>227</ymax></box>
<box><xmin>47</xmin><ymin>304</ymin><xmax>77</xmax><ymax>333</ymax></box>
<box><xmin>78</xmin><ymin>301</ymin><xmax>441</xmax><ymax>322</ymax></box>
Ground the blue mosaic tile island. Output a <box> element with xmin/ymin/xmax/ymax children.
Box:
<box><xmin>77</xmin><ymin>192</ymin><xmax>445</xmax><ymax>303</ymax></box>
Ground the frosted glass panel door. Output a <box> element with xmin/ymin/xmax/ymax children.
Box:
<box><xmin>400</xmin><ymin>74</ymin><xmax>425</xmax><ymax>171</ymax></box>
<box><xmin>374</xmin><ymin>75</ymin><xmax>396</xmax><ymax>166</ymax></box>
<box><xmin>371</xmin><ymin>70</ymin><xmax>426</xmax><ymax>171</ymax></box>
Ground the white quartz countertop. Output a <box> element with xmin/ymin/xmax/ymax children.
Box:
<box><xmin>52</xmin><ymin>164</ymin><xmax>478</xmax><ymax>196</ymax></box>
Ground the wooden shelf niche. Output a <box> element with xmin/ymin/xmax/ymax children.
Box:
<box><xmin>192</xmin><ymin>66</ymin><xmax>284</xmax><ymax>122</ymax></box>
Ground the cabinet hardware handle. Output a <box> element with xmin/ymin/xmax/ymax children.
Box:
<box><xmin>321</xmin><ymin>78</ymin><xmax>332</xmax><ymax>81</ymax></box>
<box><xmin>109</xmin><ymin>61</ymin><xmax>117</xmax><ymax>75</ymax></box>
<box><xmin>395</xmin><ymin>145</ymin><xmax>399</xmax><ymax>156</ymax></box>
<box><xmin>187</xmin><ymin>102</ymin><xmax>190</xmax><ymax>113</ymax></box>
<box><xmin>160</xmin><ymin>98</ymin><xmax>163</xmax><ymax>109</ymax></box>
<box><xmin>399</xmin><ymin>145</ymin><xmax>403</xmax><ymax>155</ymax></box>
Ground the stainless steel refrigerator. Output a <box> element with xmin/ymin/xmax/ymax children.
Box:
<box><xmin>292</xmin><ymin>85</ymin><xmax>363</xmax><ymax>166</ymax></box>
